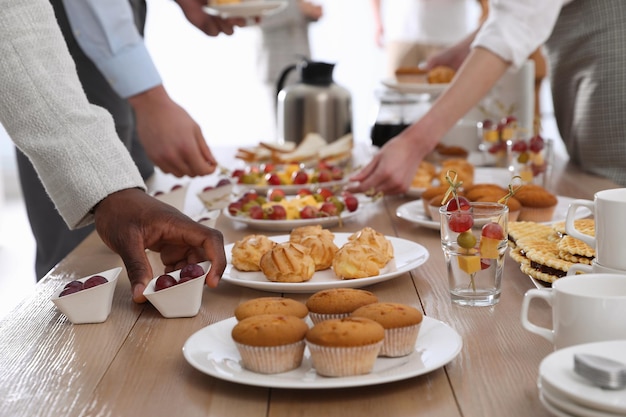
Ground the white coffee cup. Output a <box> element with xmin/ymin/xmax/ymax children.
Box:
<box><xmin>565</xmin><ymin>188</ymin><xmax>626</xmax><ymax>270</ymax></box>
<box><xmin>567</xmin><ymin>260</ymin><xmax>626</xmax><ymax>276</ymax></box>
<box><xmin>520</xmin><ymin>274</ymin><xmax>626</xmax><ymax>349</ymax></box>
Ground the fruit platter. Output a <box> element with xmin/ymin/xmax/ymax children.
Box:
<box><xmin>223</xmin><ymin>187</ymin><xmax>368</xmax><ymax>232</ymax></box>
<box><xmin>225</xmin><ymin>160</ymin><xmax>351</xmax><ymax>195</ymax></box>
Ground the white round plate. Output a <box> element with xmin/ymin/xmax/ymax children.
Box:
<box><xmin>222</xmin><ymin>233</ymin><xmax>429</xmax><ymax>293</ymax></box>
<box><xmin>406</xmin><ymin>167</ymin><xmax>513</xmax><ymax>198</ymax></box>
<box><xmin>539</xmin><ymin>340</ymin><xmax>626</xmax><ymax>415</ymax></box>
<box><xmin>223</xmin><ymin>194</ymin><xmax>371</xmax><ymax>232</ymax></box>
<box><xmin>539</xmin><ymin>381</ymin><xmax>621</xmax><ymax>417</ymax></box>
<box><xmin>396</xmin><ymin>196</ymin><xmax>591</xmax><ymax>230</ymax></box>
<box><xmin>236</xmin><ymin>177</ymin><xmax>349</xmax><ymax>196</ymax></box>
<box><xmin>203</xmin><ymin>1</ymin><xmax>286</xmax><ymax>18</ymax></box>
<box><xmin>182</xmin><ymin>315</ymin><xmax>462</xmax><ymax>389</ymax></box>
<box><xmin>382</xmin><ymin>78</ymin><xmax>449</xmax><ymax>95</ymax></box>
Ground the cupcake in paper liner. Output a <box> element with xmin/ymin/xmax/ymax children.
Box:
<box><xmin>305</xmin><ymin>317</ymin><xmax>385</xmax><ymax>377</ymax></box>
<box><xmin>352</xmin><ymin>302</ymin><xmax>423</xmax><ymax>357</ymax></box>
<box><xmin>305</xmin><ymin>288</ymin><xmax>378</xmax><ymax>325</ymax></box>
<box><xmin>231</xmin><ymin>314</ymin><xmax>308</xmax><ymax>374</ymax></box>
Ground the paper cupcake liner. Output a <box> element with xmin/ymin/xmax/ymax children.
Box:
<box><xmin>235</xmin><ymin>341</ymin><xmax>305</xmax><ymax>374</ymax></box>
<box><xmin>380</xmin><ymin>323</ymin><xmax>421</xmax><ymax>357</ymax></box>
<box><xmin>308</xmin><ymin>312</ymin><xmax>350</xmax><ymax>325</ymax></box>
<box><xmin>305</xmin><ymin>340</ymin><xmax>383</xmax><ymax>377</ymax></box>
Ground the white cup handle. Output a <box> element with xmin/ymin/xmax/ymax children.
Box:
<box><xmin>565</xmin><ymin>200</ymin><xmax>595</xmax><ymax>247</ymax></box>
<box><xmin>567</xmin><ymin>263</ymin><xmax>593</xmax><ymax>276</ymax></box>
<box><xmin>520</xmin><ymin>288</ymin><xmax>554</xmax><ymax>343</ymax></box>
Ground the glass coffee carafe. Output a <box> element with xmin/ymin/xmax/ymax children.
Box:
<box><xmin>370</xmin><ymin>90</ymin><xmax>428</xmax><ymax>148</ymax></box>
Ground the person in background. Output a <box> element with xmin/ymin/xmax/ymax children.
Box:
<box><xmin>256</xmin><ymin>0</ymin><xmax>323</xmax><ymax>124</ymax></box>
<box><xmin>350</xmin><ymin>0</ymin><xmax>626</xmax><ymax>194</ymax></box>
<box><xmin>17</xmin><ymin>0</ymin><xmax>244</xmax><ymax>280</ymax></box>
<box><xmin>370</xmin><ymin>0</ymin><xmax>476</xmax><ymax>79</ymax></box>
<box><xmin>477</xmin><ymin>0</ymin><xmax>547</xmax><ymax>121</ymax></box>
<box><xmin>1</xmin><ymin>0</ymin><xmax>227</xmax><ymax>303</ymax></box>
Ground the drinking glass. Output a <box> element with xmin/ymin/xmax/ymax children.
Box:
<box><xmin>440</xmin><ymin>202</ymin><xmax>509</xmax><ymax>306</ymax></box>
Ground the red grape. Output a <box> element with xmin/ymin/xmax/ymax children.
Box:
<box><xmin>265</xmin><ymin>173</ymin><xmax>282</xmax><ymax>186</ymax></box>
<box><xmin>481</xmin><ymin>222</ymin><xmax>504</xmax><ymax>240</ymax></box>
<box><xmin>316</xmin><ymin>169</ymin><xmax>332</xmax><ymax>183</ymax></box>
<box><xmin>292</xmin><ymin>170</ymin><xmax>309</xmax><ymax>185</ymax></box>
<box><xmin>60</xmin><ymin>286</ymin><xmax>83</xmax><ymax>297</ymax></box>
<box><xmin>248</xmin><ymin>205</ymin><xmax>265</xmax><ymax>220</ymax></box>
<box><xmin>265</xmin><ymin>204</ymin><xmax>287</xmax><ymax>220</ymax></box>
<box><xmin>481</xmin><ymin>259</ymin><xmax>492</xmax><ymax>270</ymax></box>
<box><xmin>529</xmin><ymin>135</ymin><xmax>544</xmax><ymax>153</ymax></box>
<box><xmin>180</xmin><ymin>263</ymin><xmax>205</xmax><ymax>279</ymax></box>
<box><xmin>449</xmin><ymin>212</ymin><xmax>474</xmax><ymax>233</ymax></box>
<box><xmin>481</xmin><ymin>119</ymin><xmax>493</xmax><ymax>129</ymax></box>
<box><xmin>344</xmin><ymin>195</ymin><xmax>359</xmax><ymax>212</ymax></box>
<box><xmin>319</xmin><ymin>201</ymin><xmax>339</xmax><ymax>216</ymax></box>
<box><xmin>511</xmin><ymin>140</ymin><xmax>528</xmax><ymax>153</ymax></box>
<box><xmin>216</xmin><ymin>178</ymin><xmax>231</xmax><ymax>187</ymax></box>
<box><xmin>170</xmin><ymin>184</ymin><xmax>183</xmax><ymax>191</ymax></box>
<box><xmin>64</xmin><ymin>280</ymin><xmax>84</xmax><ymax>290</ymax></box>
<box><xmin>155</xmin><ymin>274</ymin><xmax>177</xmax><ymax>291</ymax></box>
<box><xmin>84</xmin><ymin>275</ymin><xmax>108</xmax><ymax>289</ymax></box>
<box><xmin>316</xmin><ymin>187</ymin><xmax>334</xmax><ymax>201</ymax></box>
<box><xmin>297</xmin><ymin>188</ymin><xmax>313</xmax><ymax>197</ymax></box>
<box><xmin>227</xmin><ymin>201</ymin><xmax>243</xmax><ymax>216</ymax></box>
<box><xmin>267</xmin><ymin>188</ymin><xmax>286</xmax><ymax>202</ymax></box>
<box><xmin>445</xmin><ymin>196</ymin><xmax>471</xmax><ymax>212</ymax></box>
<box><xmin>300</xmin><ymin>205</ymin><xmax>319</xmax><ymax>219</ymax></box>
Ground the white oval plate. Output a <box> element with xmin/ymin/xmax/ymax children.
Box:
<box><xmin>183</xmin><ymin>315</ymin><xmax>462</xmax><ymax>389</ymax></box>
<box><xmin>382</xmin><ymin>78</ymin><xmax>449</xmax><ymax>96</ymax></box>
<box><xmin>222</xmin><ymin>233</ymin><xmax>429</xmax><ymax>293</ymax></box>
<box><xmin>203</xmin><ymin>1</ymin><xmax>286</xmax><ymax>18</ymax></box>
<box><xmin>539</xmin><ymin>340</ymin><xmax>626</xmax><ymax>415</ymax></box>
<box><xmin>406</xmin><ymin>167</ymin><xmax>513</xmax><ymax>198</ymax></box>
<box><xmin>396</xmin><ymin>196</ymin><xmax>591</xmax><ymax>230</ymax></box>
<box><xmin>223</xmin><ymin>194</ymin><xmax>371</xmax><ymax>232</ymax></box>
<box><xmin>236</xmin><ymin>177</ymin><xmax>349</xmax><ymax>196</ymax></box>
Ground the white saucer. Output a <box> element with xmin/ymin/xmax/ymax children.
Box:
<box><xmin>539</xmin><ymin>340</ymin><xmax>626</xmax><ymax>415</ymax></box>
<box><xmin>203</xmin><ymin>1</ymin><xmax>287</xmax><ymax>19</ymax></box>
<box><xmin>539</xmin><ymin>379</ymin><xmax>623</xmax><ymax>417</ymax></box>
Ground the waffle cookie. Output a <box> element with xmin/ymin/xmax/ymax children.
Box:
<box><xmin>507</xmin><ymin>221</ymin><xmax>555</xmax><ymax>249</ymax></box>
<box><xmin>557</xmin><ymin>235</ymin><xmax>595</xmax><ymax>265</ymax></box>
<box><xmin>516</xmin><ymin>237</ymin><xmax>574</xmax><ymax>284</ymax></box>
<box><xmin>551</xmin><ymin>218</ymin><xmax>595</xmax><ymax>238</ymax></box>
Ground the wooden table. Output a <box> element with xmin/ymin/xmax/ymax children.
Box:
<box><xmin>0</xmin><ymin>148</ymin><xmax>619</xmax><ymax>417</ymax></box>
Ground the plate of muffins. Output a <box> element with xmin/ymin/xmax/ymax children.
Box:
<box><xmin>397</xmin><ymin>184</ymin><xmax>589</xmax><ymax>230</ymax></box>
<box><xmin>182</xmin><ymin>291</ymin><xmax>463</xmax><ymax>389</ymax></box>
<box><xmin>221</xmin><ymin>227</ymin><xmax>429</xmax><ymax>293</ymax></box>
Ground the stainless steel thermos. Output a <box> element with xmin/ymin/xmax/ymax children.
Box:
<box><xmin>276</xmin><ymin>60</ymin><xmax>352</xmax><ymax>145</ymax></box>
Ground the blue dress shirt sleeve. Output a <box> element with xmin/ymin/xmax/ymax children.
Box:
<box><xmin>62</xmin><ymin>0</ymin><xmax>162</xmax><ymax>98</ymax></box>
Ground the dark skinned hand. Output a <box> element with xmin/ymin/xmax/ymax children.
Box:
<box><xmin>93</xmin><ymin>188</ymin><xmax>226</xmax><ymax>303</ymax></box>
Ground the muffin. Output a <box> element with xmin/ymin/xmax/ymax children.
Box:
<box><xmin>472</xmin><ymin>195</ymin><xmax>521</xmax><ymax>222</ymax></box>
<box><xmin>234</xmin><ymin>297</ymin><xmax>308</xmax><ymax>321</ymax></box>
<box><xmin>464</xmin><ymin>183</ymin><xmax>508</xmax><ymax>201</ymax></box>
<box><xmin>427</xmin><ymin>65</ymin><xmax>456</xmax><ymax>84</ymax></box>
<box><xmin>306</xmin><ymin>288</ymin><xmax>378</xmax><ymax>324</ymax></box>
<box><xmin>514</xmin><ymin>184</ymin><xmax>558</xmax><ymax>222</ymax></box>
<box><xmin>421</xmin><ymin>185</ymin><xmax>452</xmax><ymax>214</ymax></box>
<box><xmin>231</xmin><ymin>234</ymin><xmax>276</xmax><ymax>272</ymax></box>
<box><xmin>305</xmin><ymin>317</ymin><xmax>385</xmax><ymax>377</ymax></box>
<box><xmin>231</xmin><ymin>314</ymin><xmax>309</xmax><ymax>374</ymax></box>
<box><xmin>352</xmin><ymin>302</ymin><xmax>423</xmax><ymax>357</ymax></box>
<box><xmin>259</xmin><ymin>242</ymin><xmax>316</xmax><ymax>283</ymax></box>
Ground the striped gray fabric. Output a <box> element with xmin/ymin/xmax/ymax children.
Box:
<box><xmin>545</xmin><ymin>0</ymin><xmax>626</xmax><ymax>186</ymax></box>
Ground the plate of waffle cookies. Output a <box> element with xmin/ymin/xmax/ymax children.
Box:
<box><xmin>507</xmin><ymin>218</ymin><xmax>595</xmax><ymax>287</ymax></box>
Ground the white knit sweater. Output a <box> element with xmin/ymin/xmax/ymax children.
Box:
<box><xmin>0</xmin><ymin>0</ymin><xmax>145</xmax><ymax>229</ymax></box>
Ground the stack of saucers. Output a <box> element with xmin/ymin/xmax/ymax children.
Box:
<box><xmin>537</xmin><ymin>340</ymin><xmax>626</xmax><ymax>417</ymax></box>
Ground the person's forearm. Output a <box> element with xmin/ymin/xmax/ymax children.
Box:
<box><xmin>0</xmin><ymin>0</ymin><xmax>145</xmax><ymax>229</ymax></box>
<box><xmin>410</xmin><ymin>47</ymin><xmax>510</xmax><ymax>149</ymax></box>
<box><xmin>62</xmin><ymin>0</ymin><xmax>161</xmax><ymax>98</ymax></box>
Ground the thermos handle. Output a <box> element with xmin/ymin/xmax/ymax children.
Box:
<box><xmin>276</xmin><ymin>64</ymin><xmax>298</xmax><ymax>99</ymax></box>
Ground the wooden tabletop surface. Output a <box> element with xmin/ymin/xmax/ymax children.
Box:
<box><xmin>0</xmin><ymin>146</ymin><xmax>619</xmax><ymax>417</ymax></box>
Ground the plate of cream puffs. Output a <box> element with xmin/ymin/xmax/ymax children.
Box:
<box><xmin>221</xmin><ymin>227</ymin><xmax>429</xmax><ymax>293</ymax></box>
